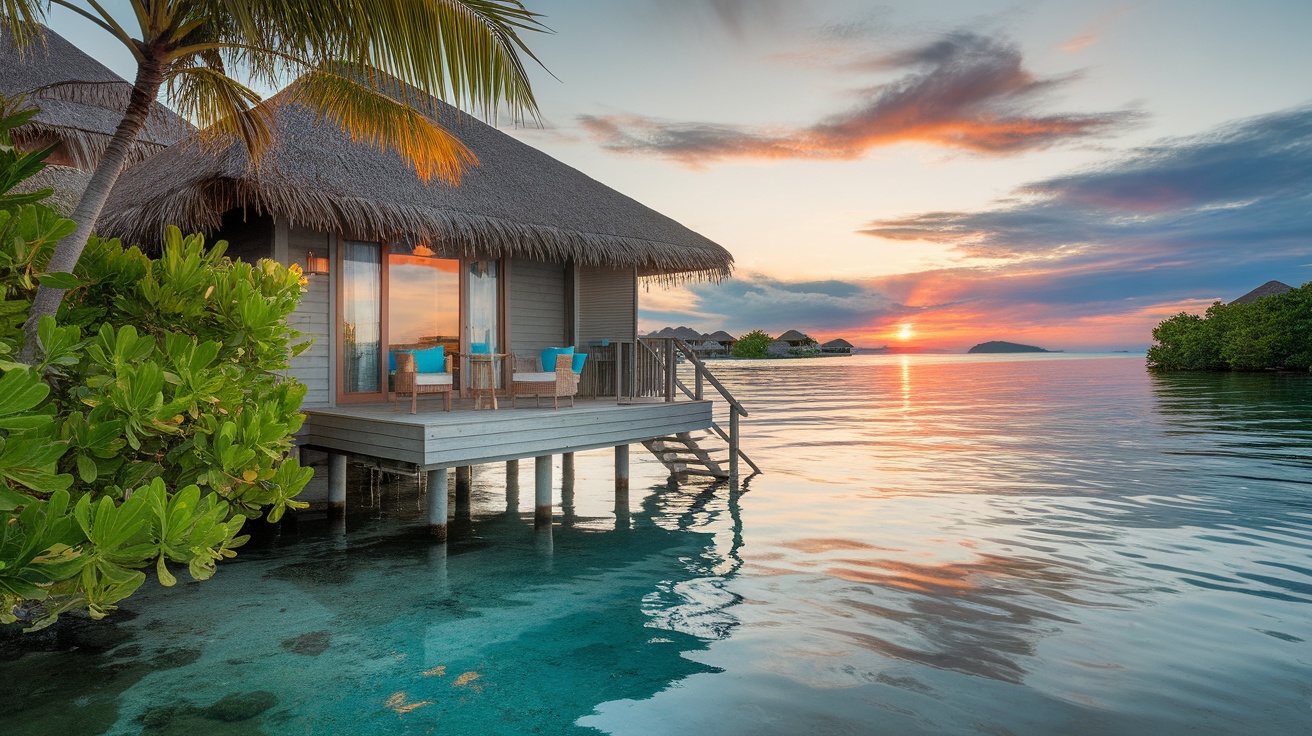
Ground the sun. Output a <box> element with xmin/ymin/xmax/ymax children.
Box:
<box><xmin>897</xmin><ymin>323</ymin><xmax>914</xmax><ymax>341</ymax></box>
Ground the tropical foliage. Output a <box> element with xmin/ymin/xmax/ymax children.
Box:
<box><xmin>1147</xmin><ymin>283</ymin><xmax>1312</xmax><ymax>371</ymax></box>
<box><xmin>0</xmin><ymin>107</ymin><xmax>310</xmax><ymax>629</ymax></box>
<box><xmin>731</xmin><ymin>330</ymin><xmax>772</xmax><ymax>359</ymax></box>
<box><xmin>1</xmin><ymin>0</ymin><xmax>545</xmax><ymax>361</ymax></box>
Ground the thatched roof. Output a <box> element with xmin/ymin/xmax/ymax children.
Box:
<box><xmin>822</xmin><ymin>338</ymin><xmax>853</xmax><ymax>348</ymax></box>
<box><xmin>0</xmin><ymin>27</ymin><xmax>193</xmax><ymax>169</ymax></box>
<box><xmin>1231</xmin><ymin>280</ymin><xmax>1292</xmax><ymax>305</ymax></box>
<box><xmin>777</xmin><ymin>329</ymin><xmax>812</xmax><ymax>343</ymax></box>
<box><xmin>645</xmin><ymin>326</ymin><xmax>705</xmax><ymax>340</ymax></box>
<box><xmin>100</xmin><ymin>77</ymin><xmax>733</xmax><ymax>281</ymax></box>
<box><xmin>13</xmin><ymin>164</ymin><xmax>91</xmax><ymax>214</ymax></box>
<box><xmin>705</xmin><ymin>330</ymin><xmax>735</xmax><ymax>342</ymax></box>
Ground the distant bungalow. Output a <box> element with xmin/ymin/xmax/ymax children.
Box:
<box><xmin>821</xmin><ymin>338</ymin><xmax>853</xmax><ymax>355</ymax></box>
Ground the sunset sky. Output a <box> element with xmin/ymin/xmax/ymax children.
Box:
<box><xmin>54</xmin><ymin>0</ymin><xmax>1312</xmax><ymax>351</ymax></box>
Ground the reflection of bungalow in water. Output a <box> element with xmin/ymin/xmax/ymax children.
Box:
<box><xmin>821</xmin><ymin>338</ymin><xmax>853</xmax><ymax>355</ymax></box>
<box><xmin>89</xmin><ymin>73</ymin><xmax>751</xmax><ymax>534</ymax></box>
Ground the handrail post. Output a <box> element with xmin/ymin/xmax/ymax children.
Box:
<box><xmin>695</xmin><ymin>365</ymin><xmax>704</xmax><ymax>400</ymax></box>
<box><xmin>664</xmin><ymin>338</ymin><xmax>675</xmax><ymax>402</ymax></box>
<box><xmin>729</xmin><ymin>409</ymin><xmax>740</xmax><ymax>483</ymax></box>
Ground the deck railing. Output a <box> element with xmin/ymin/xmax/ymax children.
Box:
<box><xmin>635</xmin><ymin>337</ymin><xmax>759</xmax><ymax>479</ymax></box>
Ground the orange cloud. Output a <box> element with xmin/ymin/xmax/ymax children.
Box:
<box><xmin>581</xmin><ymin>33</ymin><xmax>1139</xmax><ymax>166</ymax></box>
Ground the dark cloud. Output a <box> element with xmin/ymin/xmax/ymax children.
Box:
<box><xmin>648</xmin><ymin>275</ymin><xmax>911</xmax><ymax>336</ymax></box>
<box><xmin>580</xmin><ymin>32</ymin><xmax>1138</xmax><ymax>166</ymax></box>
<box><xmin>863</xmin><ymin>105</ymin><xmax>1312</xmax><ymax>261</ymax></box>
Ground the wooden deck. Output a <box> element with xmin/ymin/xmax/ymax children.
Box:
<box><xmin>299</xmin><ymin>397</ymin><xmax>714</xmax><ymax>471</ymax></box>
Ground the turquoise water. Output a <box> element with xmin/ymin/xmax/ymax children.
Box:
<box><xmin>5</xmin><ymin>354</ymin><xmax>1312</xmax><ymax>735</ymax></box>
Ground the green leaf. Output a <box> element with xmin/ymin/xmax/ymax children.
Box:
<box><xmin>37</xmin><ymin>272</ymin><xmax>80</xmax><ymax>289</ymax></box>
<box><xmin>75</xmin><ymin>454</ymin><xmax>97</xmax><ymax>483</ymax></box>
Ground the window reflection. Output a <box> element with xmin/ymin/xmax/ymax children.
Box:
<box><xmin>388</xmin><ymin>242</ymin><xmax>460</xmax><ymax>354</ymax></box>
<box><xmin>342</xmin><ymin>240</ymin><xmax>381</xmax><ymax>393</ymax></box>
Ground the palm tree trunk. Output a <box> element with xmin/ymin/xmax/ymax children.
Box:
<box><xmin>18</xmin><ymin>57</ymin><xmax>165</xmax><ymax>364</ymax></box>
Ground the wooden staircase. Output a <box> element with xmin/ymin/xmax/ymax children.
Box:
<box><xmin>643</xmin><ymin>430</ymin><xmax>731</xmax><ymax>479</ymax></box>
<box><xmin>630</xmin><ymin>337</ymin><xmax>761</xmax><ymax>482</ymax></box>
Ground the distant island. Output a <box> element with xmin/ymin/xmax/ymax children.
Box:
<box><xmin>968</xmin><ymin>341</ymin><xmax>1052</xmax><ymax>354</ymax></box>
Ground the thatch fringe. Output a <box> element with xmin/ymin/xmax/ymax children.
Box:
<box><xmin>14</xmin><ymin>120</ymin><xmax>172</xmax><ymax>169</ymax></box>
<box><xmin>99</xmin><ymin>175</ymin><xmax>732</xmax><ymax>282</ymax></box>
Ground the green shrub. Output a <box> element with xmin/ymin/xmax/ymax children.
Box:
<box><xmin>1147</xmin><ymin>284</ymin><xmax>1312</xmax><ymax>372</ymax></box>
<box><xmin>731</xmin><ymin>329</ymin><xmax>772</xmax><ymax>359</ymax></box>
<box><xmin>0</xmin><ymin>107</ymin><xmax>312</xmax><ymax>629</ymax></box>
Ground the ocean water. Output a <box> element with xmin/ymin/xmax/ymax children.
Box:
<box><xmin>5</xmin><ymin>354</ymin><xmax>1312</xmax><ymax>735</ymax></box>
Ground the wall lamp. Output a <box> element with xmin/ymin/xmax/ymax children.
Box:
<box><xmin>305</xmin><ymin>251</ymin><xmax>330</xmax><ymax>276</ymax></box>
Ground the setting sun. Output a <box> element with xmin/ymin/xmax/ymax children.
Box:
<box><xmin>897</xmin><ymin>323</ymin><xmax>915</xmax><ymax>341</ymax></box>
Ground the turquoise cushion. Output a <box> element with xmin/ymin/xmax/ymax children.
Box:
<box><xmin>469</xmin><ymin>342</ymin><xmax>491</xmax><ymax>355</ymax></box>
<box><xmin>413</xmin><ymin>346</ymin><xmax>445</xmax><ymax>373</ymax></box>
<box><xmin>540</xmin><ymin>346</ymin><xmax>575</xmax><ymax>371</ymax></box>
<box><xmin>389</xmin><ymin>351</ymin><xmax>399</xmax><ymax>372</ymax></box>
<box><xmin>571</xmin><ymin>353</ymin><xmax>587</xmax><ymax>374</ymax></box>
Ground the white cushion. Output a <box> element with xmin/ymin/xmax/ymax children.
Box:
<box><xmin>414</xmin><ymin>373</ymin><xmax>453</xmax><ymax>386</ymax></box>
<box><xmin>513</xmin><ymin>372</ymin><xmax>556</xmax><ymax>383</ymax></box>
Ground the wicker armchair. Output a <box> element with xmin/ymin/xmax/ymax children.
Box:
<box><xmin>510</xmin><ymin>353</ymin><xmax>579</xmax><ymax>409</ymax></box>
<box><xmin>393</xmin><ymin>350</ymin><xmax>453</xmax><ymax>414</ymax></box>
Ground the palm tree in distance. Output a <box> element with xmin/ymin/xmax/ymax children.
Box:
<box><xmin>2</xmin><ymin>0</ymin><xmax>546</xmax><ymax>362</ymax></box>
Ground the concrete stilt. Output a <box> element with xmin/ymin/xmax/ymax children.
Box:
<box><xmin>455</xmin><ymin>467</ymin><xmax>472</xmax><ymax>521</ymax></box>
<box><xmin>328</xmin><ymin>453</ymin><xmax>347</xmax><ymax>517</ymax></box>
<box><xmin>615</xmin><ymin>444</ymin><xmax>629</xmax><ymax>492</ymax></box>
<box><xmin>561</xmin><ymin>452</ymin><xmax>576</xmax><ymax>525</ymax></box>
<box><xmin>455</xmin><ymin>465</ymin><xmax>472</xmax><ymax>494</ymax></box>
<box><xmin>427</xmin><ymin>468</ymin><xmax>450</xmax><ymax>541</ymax></box>
<box><xmin>562</xmin><ymin>452</ymin><xmax>575</xmax><ymax>483</ymax></box>
<box><xmin>535</xmin><ymin>455</ymin><xmax>552</xmax><ymax>528</ymax></box>
<box><xmin>505</xmin><ymin>460</ymin><xmax>520</xmax><ymax>515</ymax></box>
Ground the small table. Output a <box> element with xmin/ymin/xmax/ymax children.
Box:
<box><xmin>466</xmin><ymin>353</ymin><xmax>507</xmax><ymax>410</ymax></box>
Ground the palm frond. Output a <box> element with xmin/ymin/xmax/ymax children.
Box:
<box><xmin>165</xmin><ymin>63</ymin><xmax>273</xmax><ymax>159</ymax></box>
<box><xmin>288</xmin><ymin>68</ymin><xmax>477</xmax><ymax>184</ymax></box>
<box><xmin>245</xmin><ymin>0</ymin><xmax>545</xmax><ymax>123</ymax></box>
<box><xmin>0</xmin><ymin>0</ymin><xmax>46</xmax><ymax>47</ymax></box>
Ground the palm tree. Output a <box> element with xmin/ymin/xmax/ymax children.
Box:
<box><xmin>2</xmin><ymin>0</ymin><xmax>546</xmax><ymax>362</ymax></box>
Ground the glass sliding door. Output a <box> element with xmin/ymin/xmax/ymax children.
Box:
<box><xmin>341</xmin><ymin>240</ymin><xmax>382</xmax><ymax>396</ymax></box>
<box><xmin>466</xmin><ymin>260</ymin><xmax>500</xmax><ymax>383</ymax></box>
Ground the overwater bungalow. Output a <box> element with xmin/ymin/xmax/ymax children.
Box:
<box><xmin>821</xmin><ymin>338</ymin><xmax>854</xmax><ymax>355</ymax></box>
<box><xmin>92</xmin><ymin>74</ymin><xmax>753</xmax><ymax>537</ymax></box>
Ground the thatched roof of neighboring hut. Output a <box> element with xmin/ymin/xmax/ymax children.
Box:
<box><xmin>1230</xmin><ymin>280</ymin><xmax>1292</xmax><ymax>305</ymax></box>
<box><xmin>777</xmin><ymin>329</ymin><xmax>812</xmax><ymax>342</ymax></box>
<box><xmin>705</xmin><ymin>330</ymin><xmax>735</xmax><ymax>342</ymax></box>
<box><xmin>646</xmin><ymin>326</ymin><xmax>706</xmax><ymax>340</ymax></box>
<box><xmin>0</xmin><ymin>27</ymin><xmax>193</xmax><ymax>169</ymax></box>
<box><xmin>13</xmin><ymin>164</ymin><xmax>91</xmax><ymax>214</ymax></box>
<box><xmin>822</xmin><ymin>338</ymin><xmax>853</xmax><ymax>348</ymax></box>
<box><xmin>100</xmin><ymin>77</ymin><xmax>733</xmax><ymax>281</ymax></box>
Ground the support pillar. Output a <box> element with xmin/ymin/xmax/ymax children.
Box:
<box><xmin>505</xmin><ymin>460</ymin><xmax>520</xmax><ymax>515</ymax></box>
<box><xmin>561</xmin><ymin>453</ymin><xmax>576</xmax><ymax>526</ymax></box>
<box><xmin>614</xmin><ymin>443</ymin><xmax>630</xmax><ymax>529</ymax></box>
<box><xmin>328</xmin><ymin>453</ymin><xmax>347</xmax><ymax>518</ymax></box>
<box><xmin>615</xmin><ymin>444</ymin><xmax>629</xmax><ymax>492</ymax></box>
<box><xmin>455</xmin><ymin>465</ymin><xmax>472</xmax><ymax>494</ymax></box>
<box><xmin>426</xmin><ymin>468</ymin><xmax>449</xmax><ymax>541</ymax></box>
<box><xmin>535</xmin><ymin>455</ymin><xmax>552</xmax><ymax>528</ymax></box>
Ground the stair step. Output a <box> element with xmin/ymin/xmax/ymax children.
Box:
<box><xmin>681</xmin><ymin>468</ymin><xmax>728</xmax><ymax>478</ymax></box>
